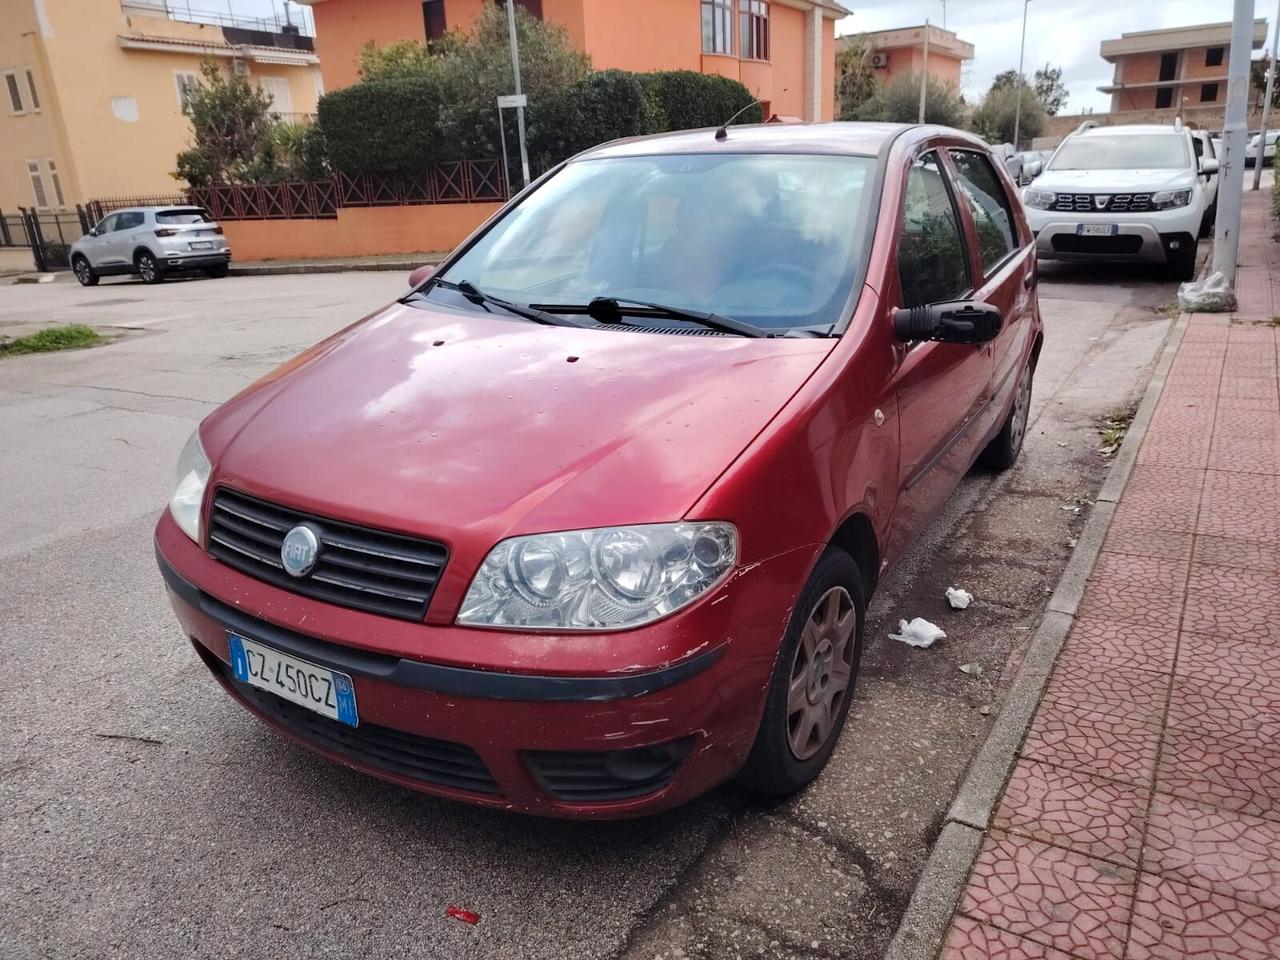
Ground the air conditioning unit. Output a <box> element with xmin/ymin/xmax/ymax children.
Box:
<box><xmin>871</xmin><ymin>52</ymin><xmax>889</xmax><ymax>69</ymax></box>
<box><xmin>232</xmin><ymin>59</ymin><xmax>250</xmax><ymax>77</ymax></box>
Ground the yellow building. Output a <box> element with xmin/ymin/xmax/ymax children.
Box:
<box><xmin>0</xmin><ymin>0</ymin><xmax>322</xmax><ymax>211</ymax></box>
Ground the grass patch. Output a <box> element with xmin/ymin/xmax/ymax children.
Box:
<box><xmin>1097</xmin><ymin>404</ymin><xmax>1137</xmax><ymax>458</ymax></box>
<box><xmin>0</xmin><ymin>324</ymin><xmax>102</xmax><ymax>356</ymax></box>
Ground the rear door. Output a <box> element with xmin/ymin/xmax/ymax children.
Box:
<box><xmin>946</xmin><ymin>147</ymin><xmax>1035</xmax><ymax>434</ymax></box>
<box><xmin>886</xmin><ymin>149</ymin><xmax>992</xmax><ymax>559</ymax></box>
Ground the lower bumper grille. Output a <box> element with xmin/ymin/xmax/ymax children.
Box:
<box><xmin>216</xmin><ymin>661</ymin><xmax>500</xmax><ymax>795</ymax></box>
<box><xmin>525</xmin><ymin>739</ymin><xmax>692</xmax><ymax>802</ymax></box>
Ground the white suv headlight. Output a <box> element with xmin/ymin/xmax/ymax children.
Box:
<box><xmin>169</xmin><ymin>429</ymin><xmax>211</xmax><ymax>542</ymax></box>
<box><xmin>1023</xmin><ymin>187</ymin><xmax>1055</xmax><ymax>209</ymax></box>
<box><xmin>1151</xmin><ymin>188</ymin><xmax>1192</xmax><ymax>210</ymax></box>
<box><xmin>457</xmin><ymin>522</ymin><xmax>738</xmax><ymax>630</ymax></box>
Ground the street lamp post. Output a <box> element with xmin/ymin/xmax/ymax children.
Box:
<box><xmin>1252</xmin><ymin>1</ymin><xmax>1279</xmax><ymax>192</ymax></box>
<box><xmin>1012</xmin><ymin>0</ymin><xmax>1033</xmax><ymax>150</ymax></box>
<box><xmin>504</xmin><ymin>0</ymin><xmax>531</xmax><ymax>188</ymax></box>
<box><xmin>1210</xmin><ymin>0</ymin><xmax>1255</xmax><ymax>287</ymax></box>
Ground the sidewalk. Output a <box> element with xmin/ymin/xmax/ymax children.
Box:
<box><xmin>227</xmin><ymin>251</ymin><xmax>444</xmax><ymax>277</ymax></box>
<box><xmin>939</xmin><ymin>183</ymin><xmax>1280</xmax><ymax>959</ymax></box>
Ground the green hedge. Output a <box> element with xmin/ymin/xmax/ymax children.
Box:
<box><xmin>640</xmin><ymin>70</ymin><xmax>762</xmax><ymax>131</ymax></box>
<box><xmin>527</xmin><ymin>70</ymin><xmax>659</xmax><ymax>171</ymax></box>
<box><xmin>317</xmin><ymin>75</ymin><xmax>449</xmax><ymax>175</ymax></box>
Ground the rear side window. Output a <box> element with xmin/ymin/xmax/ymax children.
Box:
<box><xmin>117</xmin><ymin>211</ymin><xmax>145</xmax><ymax>229</ymax></box>
<box><xmin>897</xmin><ymin>152</ymin><xmax>969</xmax><ymax>308</ymax></box>
<box><xmin>156</xmin><ymin>208</ymin><xmax>211</xmax><ymax>224</ymax></box>
<box><xmin>949</xmin><ymin>150</ymin><xmax>1018</xmax><ymax>273</ymax></box>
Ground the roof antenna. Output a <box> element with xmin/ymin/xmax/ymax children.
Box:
<box><xmin>715</xmin><ymin>88</ymin><xmax>786</xmax><ymax>141</ymax></box>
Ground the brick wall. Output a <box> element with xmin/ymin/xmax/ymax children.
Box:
<box><xmin>1035</xmin><ymin>104</ymin><xmax>1267</xmax><ymax>148</ymax></box>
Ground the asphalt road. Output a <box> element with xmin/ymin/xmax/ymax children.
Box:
<box><xmin>0</xmin><ymin>263</ymin><xmax>1177</xmax><ymax>960</ymax></box>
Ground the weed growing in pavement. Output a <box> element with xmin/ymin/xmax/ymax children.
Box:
<box><xmin>1097</xmin><ymin>404</ymin><xmax>1137</xmax><ymax>458</ymax></box>
<box><xmin>0</xmin><ymin>324</ymin><xmax>102</xmax><ymax>356</ymax></box>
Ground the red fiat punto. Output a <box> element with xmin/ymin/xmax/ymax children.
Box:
<box><xmin>156</xmin><ymin>122</ymin><xmax>1042</xmax><ymax>817</ymax></box>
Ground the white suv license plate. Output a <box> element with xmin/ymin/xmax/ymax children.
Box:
<box><xmin>189</xmin><ymin>240</ymin><xmax>214</xmax><ymax>250</ymax></box>
<box><xmin>1077</xmin><ymin>224</ymin><xmax>1118</xmax><ymax>237</ymax></box>
<box><xmin>228</xmin><ymin>632</ymin><xmax>358</xmax><ymax>727</ymax></box>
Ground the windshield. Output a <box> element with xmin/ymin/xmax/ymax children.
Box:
<box><xmin>428</xmin><ymin>153</ymin><xmax>876</xmax><ymax>332</ymax></box>
<box><xmin>1050</xmin><ymin>134</ymin><xmax>1190</xmax><ymax>171</ymax></box>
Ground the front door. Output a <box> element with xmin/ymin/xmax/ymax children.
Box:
<box><xmin>886</xmin><ymin>150</ymin><xmax>992</xmax><ymax>561</ymax></box>
<box><xmin>84</xmin><ymin>213</ymin><xmax>119</xmax><ymax>268</ymax></box>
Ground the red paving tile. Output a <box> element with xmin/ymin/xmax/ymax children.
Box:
<box><xmin>1192</xmin><ymin>535</ymin><xmax>1280</xmax><ymax>572</ymax></box>
<box><xmin>1177</xmin><ymin>632</ymin><xmax>1280</xmax><ymax>689</ymax></box>
<box><xmin>1167</xmin><ymin>676</ymin><xmax>1280</xmax><ymax>743</ymax></box>
<box><xmin>1022</xmin><ymin>701</ymin><xmax>1161</xmax><ymax>787</ymax></box>
<box><xmin>960</xmin><ymin>831</ymin><xmax>1134</xmax><ymax>960</ymax></box>
<box><xmin>1101</xmin><ymin>527</ymin><xmax>1194</xmax><ymax>562</ymax></box>
<box><xmin>993</xmin><ymin>759</ymin><xmax>1146</xmax><ymax>867</ymax></box>
<box><xmin>1182</xmin><ymin>565</ymin><xmax>1280</xmax><ymax>644</ymax></box>
<box><xmin>1061</xmin><ymin>616</ymin><xmax>1176</xmax><ymax>675</ymax></box>
<box><xmin>1042</xmin><ymin>659</ymin><xmax>1170</xmax><ymax>725</ymax></box>
<box><xmin>1128</xmin><ymin>874</ymin><xmax>1280</xmax><ymax>960</ymax></box>
<box><xmin>1158</xmin><ymin>725</ymin><xmax>1280</xmax><ymax>822</ymax></box>
<box><xmin>942</xmin><ymin>915</ymin><xmax>1081</xmax><ymax>960</ymax></box>
<box><xmin>1145</xmin><ymin>793</ymin><xmax>1280</xmax><ymax>911</ymax></box>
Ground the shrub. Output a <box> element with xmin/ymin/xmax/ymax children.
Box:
<box><xmin>527</xmin><ymin>70</ymin><xmax>657</xmax><ymax>170</ymax></box>
<box><xmin>857</xmin><ymin>72</ymin><xmax>967</xmax><ymax>127</ymax></box>
<box><xmin>317</xmin><ymin>75</ymin><xmax>450</xmax><ymax>175</ymax></box>
<box><xmin>174</xmin><ymin>58</ymin><xmax>278</xmax><ymax>186</ymax></box>
<box><xmin>971</xmin><ymin>81</ymin><xmax>1046</xmax><ymax>147</ymax></box>
<box><xmin>639</xmin><ymin>70</ymin><xmax>760</xmax><ymax>130</ymax></box>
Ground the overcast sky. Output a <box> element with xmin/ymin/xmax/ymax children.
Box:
<box><xmin>216</xmin><ymin>0</ymin><xmax>1273</xmax><ymax>115</ymax></box>
<box><xmin>834</xmin><ymin>0</ymin><xmax>1277</xmax><ymax>113</ymax></box>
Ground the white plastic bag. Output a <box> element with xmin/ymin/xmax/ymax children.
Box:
<box><xmin>889</xmin><ymin>617</ymin><xmax>947</xmax><ymax>649</ymax></box>
<box><xmin>1177</xmin><ymin>271</ymin><xmax>1236</xmax><ymax>313</ymax></box>
<box><xmin>946</xmin><ymin>587</ymin><xmax>973</xmax><ymax>610</ymax></box>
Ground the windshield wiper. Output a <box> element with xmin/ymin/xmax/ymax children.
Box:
<box><xmin>419</xmin><ymin>278</ymin><xmax>588</xmax><ymax>328</ymax></box>
<box><xmin>573</xmin><ymin>296</ymin><xmax>772</xmax><ymax>338</ymax></box>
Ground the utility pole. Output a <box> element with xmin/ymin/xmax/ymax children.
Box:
<box><xmin>1212</xmin><ymin>0</ymin><xmax>1255</xmax><ymax>287</ymax></box>
<box><xmin>918</xmin><ymin>19</ymin><xmax>930</xmax><ymax>123</ymax></box>
<box><xmin>1012</xmin><ymin>0</ymin><xmax>1032</xmax><ymax>150</ymax></box>
<box><xmin>504</xmin><ymin>0</ymin><xmax>530</xmax><ymax>188</ymax></box>
<box><xmin>1252</xmin><ymin>2</ymin><xmax>1279</xmax><ymax>191</ymax></box>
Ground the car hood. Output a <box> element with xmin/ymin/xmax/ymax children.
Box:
<box><xmin>205</xmin><ymin>302</ymin><xmax>834</xmax><ymax>552</ymax></box>
<box><xmin>1035</xmin><ymin>167</ymin><xmax>1196</xmax><ymax>193</ymax></box>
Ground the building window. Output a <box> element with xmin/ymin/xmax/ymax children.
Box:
<box><xmin>174</xmin><ymin>70</ymin><xmax>199</xmax><ymax>111</ymax></box>
<box><xmin>1200</xmin><ymin>82</ymin><xmax>1219</xmax><ymax>103</ymax></box>
<box><xmin>24</xmin><ymin>68</ymin><xmax>40</xmax><ymax>111</ymax></box>
<box><xmin>1155</xmin><ymin>87</ymin><xmax>1173</xmax><ymax>109</ymax></box>
<box><xmin>739</xmin><ymin>1</ymin><xmax>769</xmax><ymax>61</ymax></box>
<box><xmin>1158</xmin><ymin>52</ymin><xmax>1178</xmax><ymax>82</ymax></box>
<box><xmin>423</xmin><ymin>0</ymin><xmax>446</xmax><ymax>42</ymax></box>
<box><xmin>493</xmin><ymin>0</ymin><xmax>542</xmax><ymax>18</ymax></box>
<box><xmin>27</xmin><ymin>159</ymin><xmax>48</xmax><ymax>208</ymax></box>
<box><xmin>4</xmin><ymin>71</ymin><xmax>23</xmax><ymax>113</ymax></box>
<box><xmin>47</xmin><ymin>159</ymin><xmax>64</xmax><ymax>207</ymax></box>
<box><xmin>702</xmin><ymin>0</ymin><xmax>733</xmax><ymax>55</ymax></box>
<box><xmin>1205</xmin><ymin>46</ymin><xmax>1225</xmax><ymax>67</ymax></box>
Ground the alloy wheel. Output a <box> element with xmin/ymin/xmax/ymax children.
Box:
<box><xmin>787</xmin><ymin>586</ymin><xmax>857</xmax><ymax>760</ymax></box>
<box><xmin>1009</xmin><ymin>369</ymin><xmax>1032</xmax><ymax>455</ymax></box>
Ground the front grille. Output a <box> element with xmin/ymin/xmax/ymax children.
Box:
<box><xmin>207</xmin><ymin>488</ymin><xmax>448</xmax><ymax>621</ymax></box>
<box><xmin>221</xmin><ymin>664</ymin><xmax>500</xmax><ymax>795</ymax></box>
<box><xmin>1050</xmin><ymin>192</ymin><xmax>1152</xmax><ymax>213</ymax></box>
<box><xmin>525</xmin><ymin>739</ymin><xmax>692</xmax><ymax>802</ymax></box>
<box><xmin>1050</xmin><ymin>233</ymin><xmax>1144</xmax><ymax>255</ymax></box>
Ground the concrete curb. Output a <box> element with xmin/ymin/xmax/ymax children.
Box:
<box><xmin>228</xmin><ymin>258</ymin><xmax>441</xmax><ymax>277</ymax></box>
<box><xmin>882</xmin><ymin>307</ymin><xmax>1191</xmax><ymax>960</ymax></box>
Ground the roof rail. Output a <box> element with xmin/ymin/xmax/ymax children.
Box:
<box><xmin>1074</xmin><ymin>120</ymin><xmax>1100</xmax><ymax>135</ymax></box>
<box><xmin>1173</xmin><ymin>117</ymin><xmax>1183</xmax><ymax>131</ymax></box>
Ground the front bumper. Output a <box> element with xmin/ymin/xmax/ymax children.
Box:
<box><xmin>155</xmin><ymin>511</ymin><xmax>820</xmax><ymax>817</ymax></box>
<box><xmin>1025</xmin><ymin>205</ymin><xmax>1200</xmax><ymax>264</ymax></box>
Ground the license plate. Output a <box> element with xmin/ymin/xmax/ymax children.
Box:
<box><xmin>1077</xmin><ymin>224</ymin><xmax>1117</xmax><ymax>237</ymax></box>
<box><xmin>189</xmin><ymin>240</ymin><xmax>214</xmax><ymax>250</ymax></box>
<box><xmin>227</xmin><ymin>633</ymin><xmax>358</xmax><ymax>727</ymax></box>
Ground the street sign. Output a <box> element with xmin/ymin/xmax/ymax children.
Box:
<box><xmin>497</xmin><ymin>94</ymin><xmax>527</xmax><ymax>109</ymax></box>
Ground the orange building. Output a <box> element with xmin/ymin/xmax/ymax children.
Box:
<box><xmin>839</xmin><ymin>24</ymin><xmax>973</xmax><ymax>90</ymax></box>
<box><xmin>1099</xmin><ymin>19</ymin><xmax>1268</xmax><ymax>113</ymax></box>
<box><xmin>298</xmin><ymin>0</ymin><xmax>846</xmax><ymax>121</ymax></box>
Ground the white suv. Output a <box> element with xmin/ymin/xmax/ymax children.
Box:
<box><xmin>70</xmin><ymin>206</ymin><xmax>231</xmax><ymax>286</ymax></box>
<box><xmin>1022</xmin><ymin>123</ymin><xmax>1216</xmax><ymax>280</ymax></box>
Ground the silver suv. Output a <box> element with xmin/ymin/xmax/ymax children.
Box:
<box><xmin>70</xmin><ymin>206</ymin><xmax>231</xmax><ymax>286</ymax></box>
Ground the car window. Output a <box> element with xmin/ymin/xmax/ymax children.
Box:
<box><xmin>897</xmin><ymin>152</ymin><xmax>970</xmax><ymax>309</ymax></box>
<box><xmin>949</xmin><ymin>150</ymin><xmax>1018</xmax><ymax>274</ymax></box>
<box><xmin>117</xmin><ymin>211</ymin><xmax>145</xmax><ymax>230</ymax></box>
<box><xmin>156</xmin><ymin>208</ymin><xmax>212</xmax><ymax>224</ymax></box>
<box><xmin>432</xmin><ymin>153</ymin><xmax>877</xmax><ymax>332</ymax></box>
<box><xmin>95</xmin><ymin>214</ymin><xmax>119</xmax><ymax>234</ymax></box>
<box><xmin>1050</xmin><ymin>134</ymin><xmax>1190</xmax><ymax>170</ymax></box>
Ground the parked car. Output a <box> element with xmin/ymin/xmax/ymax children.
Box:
<box><xmin>70</xmin><ymin>206</ymin><xmax>230</xmax><ymax>286</ymax></box>
<box><xmin>1189</xmin><ymin>129</ymin><xmax>1219</xmax><ymax>237</ymax></box>
<box><xmin>991</xmin><ymin>142</ymin><xmax>1026</xmax><ymax>184</ymax></box>
<box><xmin>1018</xmin><ymin>150</ymin><xmax>1045</xmax><ymax>181</ymax></box>
<box><xmin>1022</xmin><ymin>122</ymin><xmax>1216</xmax><ymax>280</ymax></box>
<box><xmin>1245</xmin><ymin>129</ymin><xmax>1279</xmax><ymax>167</ymax></box>
<box><xmin>155</xmin><ymin>123</ymin><xmax>1042</xmax><ymax>817</ymax></box>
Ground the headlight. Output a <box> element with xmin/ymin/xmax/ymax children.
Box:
<box><xmin>1151</xmin><ymin>189</ymin><xmax>1192</xmax><ymax>210</ymax></box>
<box><xmin>1023</xmin><ymin>187</ymin><xmax>1055</xmax><ymax>209</ymax></box>
<box><xmin>169</xmin><ymin>429</ymin><xmax>211</xmax><ymax>542</ymax></box>
<box><xmin>457</xmin><ymin>522</ymin><xmax>738</xmax><ymax>630</ymax></box>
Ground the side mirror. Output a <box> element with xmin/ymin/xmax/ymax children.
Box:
<box><xmin>408</xmin><ymin>263</ymin><xmax>437</xmax><ymax>287</ymax></box>
<box><xmin>1199</xmin><ymin>157</ymin><xmax>1219</xmax><ymax>176</ymax></box>
<box><xmin>1026</xmin><ymin>159</ymin><xmax>1043</xmax><ymax>178</ymax></box>
<box><xmin>88</xmin><ymin>228</ymin><xmax>98</xmax><ymax>237</ymax></box>
<box><xmin>894</xmin><ymin>301</ymin><xmax>1003</xmax><ymax>345</ymax></box>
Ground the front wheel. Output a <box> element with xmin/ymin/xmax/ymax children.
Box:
<box><xmin>1167</xmin><ymin>241</ymin><xmax>1198</xmax><ymax>282</ymax></box>
<box><xmin>136</xmin><ymin>251</ymin><xmax>164</xmax><ymax>284</ymax></box>
<box><xmin>981</xmin><ymin>359</ymin><xmax>1033</xmax><ymax>471</ymax></box>
<box><xmin>72</xmin><ymin>255</ymin><xmax>98</xmax><ymax>287</ymax></box>
<box><xmin>736</xmin><ymin>548</ymin><xmax>865</xmax><ymax>796</ymax></box>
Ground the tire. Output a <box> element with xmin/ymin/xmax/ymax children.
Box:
<box><xmin>203</xmin><ymin>264</ymin><xmax>229</xmax><ymax>279</ymax></box>
<box><xmin>72</xmin><ymin>255</ymin><xmax>98</xmax><ymax>287</ymax></box>
<box><xmin>1198</xmin><ymin>202</ymin><xmax>1217</xmax><ymax>240</ymax></box>
<box><xmin>736</xmin><ymin>548</ymin><xmax>866</xmax><ymax>796</ymax></box>
<box><xmin>1167</xmin><ymin>241</ymin><xmax>1198</xmax><ymax>282</ymax></box>
<box><xmin>135</xmin><ymin>250</ymin><xmax>164</xmax><ymax>284</ymax></box>
<box><xmin>981</xmin><ymin>358</ymin><xmax>1034</xmax><ymax>471</ymax></box>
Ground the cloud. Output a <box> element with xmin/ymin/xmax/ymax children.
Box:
<box><xmin>835</xmin><ymin>0</ymin><xmax>1274</xmax><ymax>114</ymax></box>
